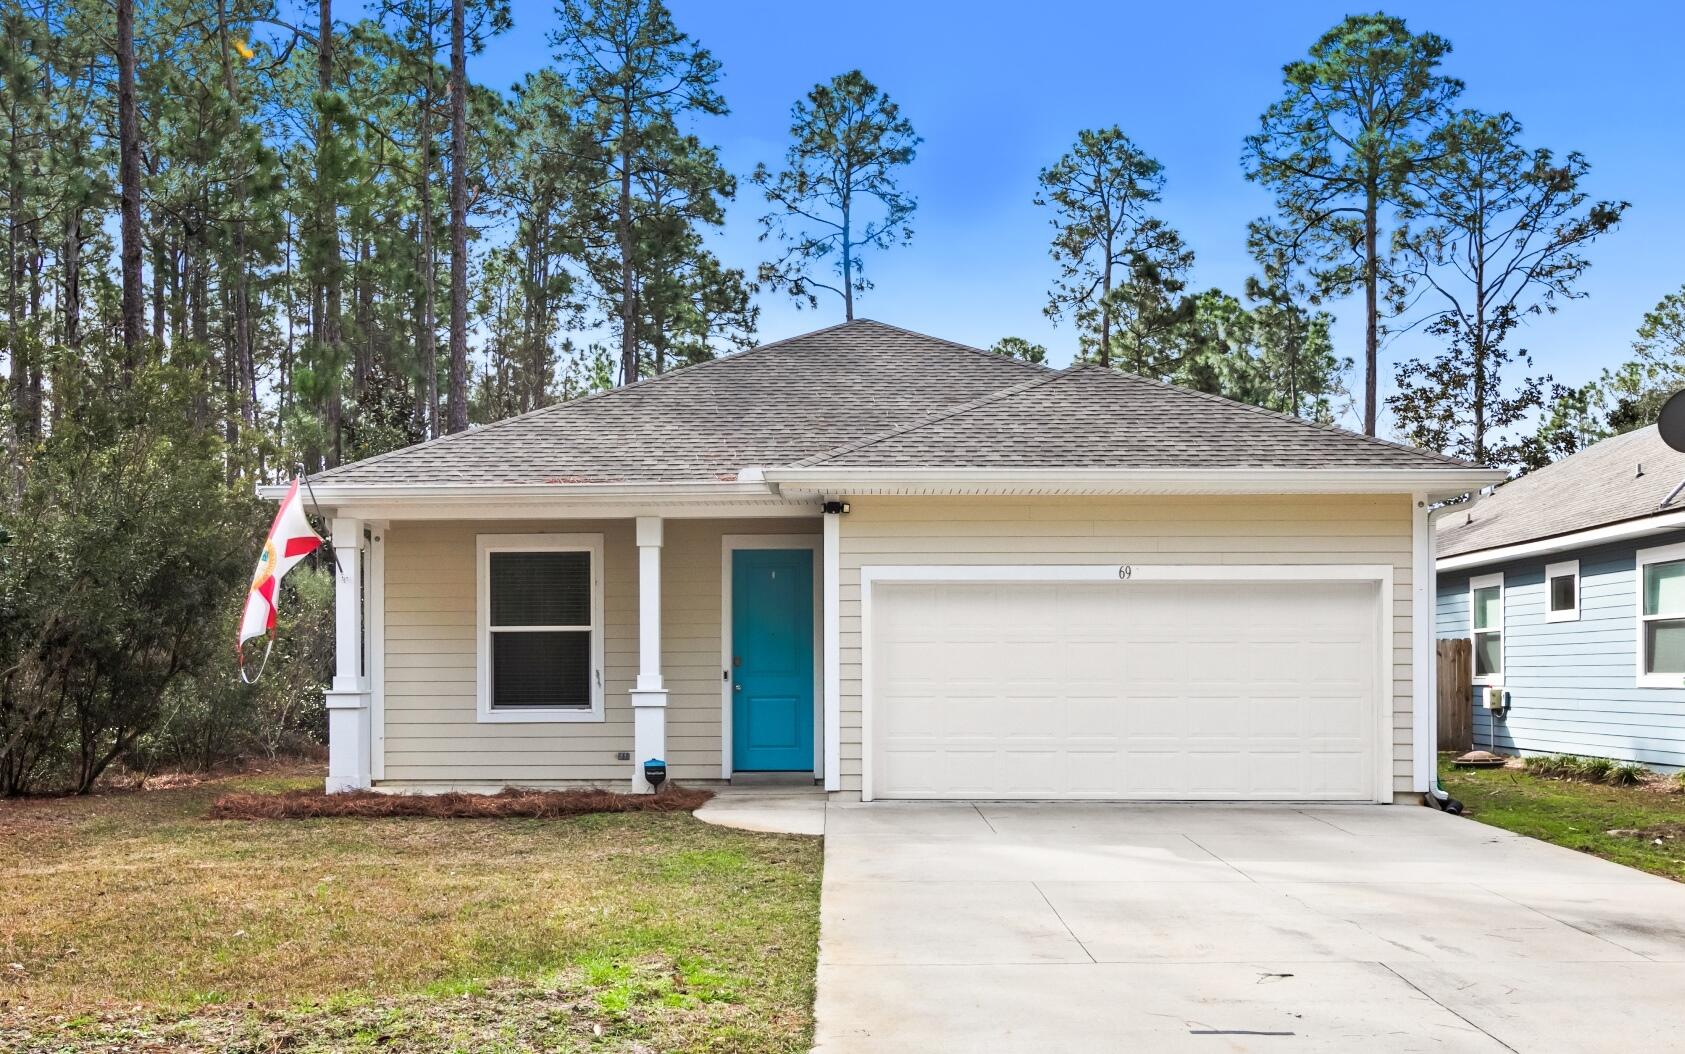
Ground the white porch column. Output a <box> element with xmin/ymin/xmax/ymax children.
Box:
<box><xmin>325</xmin><ymin>516</ymin><xmax>372</xmax><ymax>793</ymax></box>
<box><xmin>631</xmin><ymin>516</ymin><xmax>668</xmax><ymax>792</ymax></box>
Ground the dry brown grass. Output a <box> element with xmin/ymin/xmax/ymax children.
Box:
<box><xmin>208</xmin><ymin>784</ymin><xmax>712</xmax><ymax>819</ymax></box>
<box><xmin>1</xmin><ymin>769</ymin><xmax>820</xmax><ymax>1053</ymax></box>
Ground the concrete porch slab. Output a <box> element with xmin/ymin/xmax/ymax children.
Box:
<box><xmin>693</xmin><ymin>786</ymin><xmax>825</xmax><ymax>836</ymax></box>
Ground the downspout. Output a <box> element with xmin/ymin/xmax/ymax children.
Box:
<box><xmin>1422</xmin><ymin>489</ymin><xmax>1486</xmax><ymax>813</ymax></box>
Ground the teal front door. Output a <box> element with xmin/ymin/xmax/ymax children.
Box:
<box><xmin>731</xmin><ymin>548</ymin><xmax>815</xmax><ymax>772</ymax></box>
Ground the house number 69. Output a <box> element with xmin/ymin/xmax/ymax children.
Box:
<box><xmin>1118</xmin><ymin>565</ymin><xmax>1133</xmax><ymax>580</ymax></box>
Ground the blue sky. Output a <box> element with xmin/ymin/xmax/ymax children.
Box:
<box><xmin>438</xmin><ymin>1</ymin><xmax>1681</xmax><ymax>435</ymax></box>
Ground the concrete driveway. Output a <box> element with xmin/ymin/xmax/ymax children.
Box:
<box><xmin>813</xmin><ymin>801</ymin><xmax>1685</xmax><ymax>1052</ymax></box>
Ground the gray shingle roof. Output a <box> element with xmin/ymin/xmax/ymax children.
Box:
<box><xmin>310</xmin><ymin>320</ymin><xmax>1043</xmax><ymax>486</ymax></box>
<box><xmin>1438</xmin><ymin>426</ymin><xmax>1685</xmax><ymax>558</ymax></box>
<box><xmin>792</xmin><ymin>364</ymin><xmax>1476</xmax><ymax>471</ymax></box>
<box><xmin>310</xmin><ymin>322</ymin><xmax>1480</xmax><ymax>489</ymax></box>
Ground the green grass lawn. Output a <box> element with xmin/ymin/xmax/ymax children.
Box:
<box><xmin>0</xmin><ymin>768</ymin><xmax>823</xmax><ymax>1053</ymax></box>
<box><xmin>1442</xmin><ymin>758</ymin><xmax>1685</xmax><ymax>881</ymax></box>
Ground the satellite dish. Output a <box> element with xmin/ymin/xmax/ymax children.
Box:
<box><xmin>1661</xmin><ymin>390</ymin><xmax>1685</xmax><ymax>453</ymax></box>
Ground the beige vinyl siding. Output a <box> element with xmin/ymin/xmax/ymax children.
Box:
<box><xmin>836</xmin><ymin>494</ymin><xmax>1417</xmax><ymax>797</ymax></box>
<box><xmin>381</xmin><ymin>517</ymin><xmax>817</xmax><ymax>787</ymax></box>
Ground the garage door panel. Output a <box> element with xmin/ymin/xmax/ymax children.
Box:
<box><xmin>1062</xmin><ymin>639</ymin><xmax>1126</xmax><ymax>681</ymax></box>
<box><xmin>869</xmin><ymin>579</ymin><xmax>1379</xmax><ymax>801</ymax></box>
<box><xmin>1064</xmin><ymin>696</ymin><xmax>1123</xmax><ymax>738</ymax></box>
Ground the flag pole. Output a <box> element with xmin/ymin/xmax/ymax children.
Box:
<box><xmin>300</xmin><ymin>469</ymin><xmax>344</xmax><ymax>578</ymax></box>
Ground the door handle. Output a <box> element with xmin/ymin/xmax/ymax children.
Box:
<box><xmin>733</xmin><ymin>683</ymin><xmax>743</xmax><ymax>692</ymax></box>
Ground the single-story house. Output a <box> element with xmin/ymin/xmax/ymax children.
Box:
<box><xmin>1437</xmin><ymin>425</ymin><xmax>1685</xmax><ymax>770</ymax></box>
<box><xmin>263</xmin><ymin>320</ymin><xmax>1499</xmax><ymax>802</ymax></box>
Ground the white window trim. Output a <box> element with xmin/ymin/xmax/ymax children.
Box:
<box><xmin>1470</xmin><ymin>572</ymin><xmax>1504</xmax><ymax>686</ymax></box>
<box><xmin>476</xmin><ymin>533</ymin><xmax>605</xmax><ymax>723</ymax></box>
<box><xmin>1636</xmin><ymin>540</ymin><xmax>1685</xmax><ymax>688</ymax></box>
<box><xmin>1544</xmin><ymin>559</ymin><xmax>1580</xmax><ymax>623</ymax></box>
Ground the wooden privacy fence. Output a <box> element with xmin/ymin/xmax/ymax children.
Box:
<box><xmin>1436</xmin><ymin>638</ymin><xmax>1473</xmax><ymax>752</ymax></box>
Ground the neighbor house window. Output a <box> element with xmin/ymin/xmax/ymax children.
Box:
<box><xmin>1470</xmin><ymin>573</ymin><xmax>1504</xmax><ymax>684</ymax></box>
<box><xmin>1545</xmin><ymin>559</ymin><xmax>1580</xmax><ymax>624</ymax></box>
<box><xmin>1638</xmin><ymin>542</ymin><xmax>1685</xmax><ymax>688</ymax></box>
<box><xmin>476</xmin><ymin>534</ymin><xmax>604</xmax><ymax>722</ymax></box>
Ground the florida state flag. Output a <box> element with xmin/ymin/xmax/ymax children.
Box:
<box><xmin>238</xmin><ymin>479</ymin><xmax>323</xmax><ymax>675</ymax></box>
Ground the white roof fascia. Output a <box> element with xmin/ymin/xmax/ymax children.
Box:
<box><xmin>252</xmin><ymin>480</ymin><xmax>816</xmax><ymax>519</ymax></box>
<box><xmin>759</xmin><ymin>466</ymin><xmax>1503</xmax><ymax>499</ymax></box>
<box><xmin>1437</xmin><ymin>508</ymin><xmax>1685</xmax><ymax>573</ymax></box>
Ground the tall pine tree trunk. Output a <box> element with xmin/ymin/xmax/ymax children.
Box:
<box><xmin>447</xmin><ymin>0</ymin><xmax>469</xmax><ymax>432</ymax></box>
<box><xmin>1362</xmin><ymin>182</ymin><xmax>1379</xmax><ymax>436</ymax></box>
<box><xmin>841</xmin><ymin>187</ymin><xmax>853</xmax><ymax>323</ymax></box>
<box><xmin>1472</xmin><ymin>264</ymin><xmax>1488</xmax><ymax>465</ymax></box>
<box><xmin>62</xmin><ymin>214</ymin><xmax>79</xmax><ymax>352</ymax></box>
<box><xmin>317</xmin><ymin>0</ymin><xmax>342</xmax><ymax>467</ymax></box>
<box><xmin>7</xmin><ymin>116</ymin><xmax>21</xmax><ymax>454</ymax></box>
<box><xmin>217</xmin><ymin>0</ymin><xmax>254</xmax><ymax>446</ymax></box>
<box><xmin>115</xmin><ymin>0</ymin><xmax>145</xmax><ymax>375</ymax></box>
<box><xmin>25</xmin><ymin>240</ymin><xmax>40</xmax><ymax>440</ymax></box>
<box><xmin>151</xmin><ymin>235</ymin><xmax>166</xmax><ymax>345</ymax></box>
<box><xmin>418</xmin><ymin>69</ymin><xmax>438</xmax><ymax>437</ymax></box>
<box><xmin>1099</xmin><ymin>230</ymin><xmax>1114</xmax><ymax>370</ymax></box>
<box><xmin>617</xmin><ymin>91</ymin><xmax>635</xmax><ymax>386</ymax></box>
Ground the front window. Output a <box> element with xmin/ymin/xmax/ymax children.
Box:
<box><xmin>1641</xmin><ymin>547</ymin><xmax>1685</xmax><ymax>683</ymax></box>
<box><xmin>477</xmin><ymin>534</ymin><xmax>604</xmax><ymax>721</ymax></box>
<box><xmin>1470</xmin><ymin>573</ymin><xmax>1503</xmax><ymax>683</ymax></box>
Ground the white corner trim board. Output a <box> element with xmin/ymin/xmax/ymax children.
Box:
<box><xmin>1410</xmin><ymin>494</ymin><xmax>1432</xmax><ymax>794</ymax></box>
<box><xmin>822</xmin><ymin>514</ymin><xmax>842</xmax><ymax>792</ymax></box>
<box><xmin>857</xmin><ymin>563</ymin><xmax>1397</xmax><ymax>804</ymax></box>
<box><xmin>369</xmin><ymin>523</ymin><xmax>387</xmax><ymax>782</ymax></box>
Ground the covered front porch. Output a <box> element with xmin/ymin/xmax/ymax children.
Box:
<box><xmin>319</xmin><ymin>497</ymin><xmax>842</xmax><ymax>795</ymax></box>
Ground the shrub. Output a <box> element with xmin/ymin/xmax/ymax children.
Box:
<box><xmin>1524</xmin><ymin>754</ymin><xmax>1649</xmax><ymax>787</ymax></box>
<box><xmin>1578</xmin><ymin>756</ymin><xmax>1616</xmax><ymax>783</ymax></box>
<box><xmin>1524</xmin><ymin>754</ymin><xmax>1574</xmax><ymax>779</ymax></box>
<box><xmin>0</xmin><ymin>360</ymin><xmax>259</xmax><ymax>794</ymax></box>
<box><xmin>1606</xmin><ymin>762</ymin><xmax>1649</xmax><ymax>787</ymax></box>
<box><xmin>131</xmin><ymin>567</ymin><xmax>333</xmax><ymax>774</ymax></box>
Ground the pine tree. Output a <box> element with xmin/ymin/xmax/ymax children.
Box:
<box><xmin>1244</xmin><ymin>13</ymin><xmax>1461</xmax><ymax>436</ymax></box>
<box><xmin>753</xmin><ymin>70</ymin><xmax>918</xmax><ymax>322</ymax></box>
<box><xmin>550</xmin><ymin>0</ymin><xmax>732</xmax><ymax>386</ymax></box>
<box><xmin>1036</xmin><ymin>127</ymin><xmax>1181</xmax><ymax>370</ymax></box>
<box><xmin>1388</xmin><ymin>111</ymin><xmax>1625</xmax><ymax>468</ymax></box>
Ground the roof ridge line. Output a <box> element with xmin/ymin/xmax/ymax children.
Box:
<box><xmin>850</xmin><ymin>319</ymin><xmax>1055</xmax><ymax>376</ymax></box>
<box><xmin>789</xmin><ymin>367</ymin><xmax>1078</xmax><ymax>468</ymax></box>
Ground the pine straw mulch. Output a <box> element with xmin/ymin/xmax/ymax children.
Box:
<box><xmin>207</xmin><ymin>784</ymin><xmax>713</xmax><ymax>820</ymax></box>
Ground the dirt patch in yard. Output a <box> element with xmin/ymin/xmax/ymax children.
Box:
<box><xmin>208</xmin><ymin>784</ymin><xmax>712</xmax><ymax>820</ymax></box>
<box><xmin>1604</xmin><ymin>822</ymin><xmax>1685</xmax><ymax>843</ymax></box>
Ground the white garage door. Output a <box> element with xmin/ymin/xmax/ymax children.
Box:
<box><xmin>868</xmin><ymin>579</ymin><xmax>1380</xmax><ymax>801</ymax></box>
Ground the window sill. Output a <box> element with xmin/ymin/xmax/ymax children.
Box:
<box><xmin>1636</xmin><ymin>674</ymin><xmax>1685</xmax><ymax>690</ymax></box>
<box><xmin>1544</xmin><ymin>610</ymin><xmax>1580</xmax><ymax>624</ymax></box>
<box><xmin>476</xmin><ymin>706</ymin><xmax>604</xmax><ymax>724</ymax></box>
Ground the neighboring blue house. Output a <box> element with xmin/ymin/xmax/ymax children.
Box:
<box><xmin>1437</xmin><ymin>426</ymin><xmax>1685</xmax><ymax>770</ymax></box>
